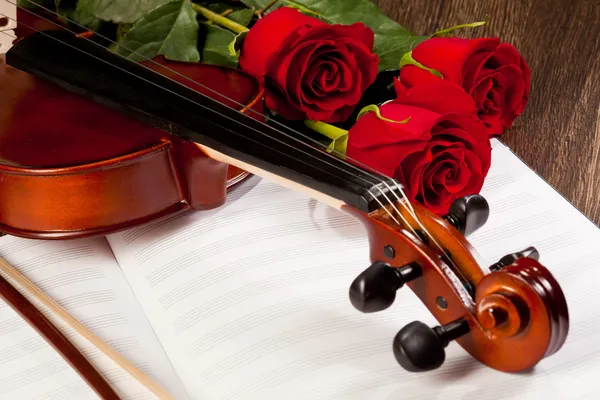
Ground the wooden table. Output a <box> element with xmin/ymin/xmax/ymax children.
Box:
<box><xmin>375</xmin><ymin>0</ymin><xmax>600</xmax><ymax>225</ymax></box>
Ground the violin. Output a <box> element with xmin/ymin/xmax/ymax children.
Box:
<box><xmin>0</xmin><ymin>3</ymin><xmax>569</xmax><ymax>380</ymax></box>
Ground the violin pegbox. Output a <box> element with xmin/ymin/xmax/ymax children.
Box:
<box><xmin>473</xmin><ymin>255</ymin><xmax>569</xmax><ymax>367</ymax></box>
<box><xmin>345</xmin><ymin>195</ymin><xmax>569</xmax><ymax>373</ymax></box>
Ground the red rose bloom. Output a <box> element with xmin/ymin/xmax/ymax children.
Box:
<box><xmin>397</xmin><ymin>37</ymin><xmax>530</xmax><ymax>137</ymax></box>
<box><xmin>346</xmin><ymin>81</ymin><xmax>491</xmax><ymax>215</ymax></box>
<box><xmin>239</xmin><ymin>7</ymin><xmax>379</xmax><ymax>123</ymax></box>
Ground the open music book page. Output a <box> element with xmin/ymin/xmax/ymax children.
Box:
<box><xmin>105</xmin><ymin>138</ymin><xmax>600</xmax><ymax>400</ymax></box>
<box><xmin>0</xmin><ymin>236</ymin><xmax>189</xmax><ymax>399</ymax></box>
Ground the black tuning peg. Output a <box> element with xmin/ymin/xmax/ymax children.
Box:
<box><xmin>393</xmin><ymin>319</ymin><xmax>471</xmax><ymax>372</ymax></box>
<box><xmin>443</xmin><ymin>195</ymin><xmax>490</xmax><ymax>237</ymax></box>
<box><xmin>349</xmin><ymin>261</ymin><xmax>421</xmax><ymax>313</ymax></box>
<box><xmin>489</xmin><ymin>246</ymin><xmax>540</xmax><ymax>272</ymax></box>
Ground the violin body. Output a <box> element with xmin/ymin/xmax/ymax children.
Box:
<box><xmin>0</xmin><ymin>55</ymin><xmax>263</xmax><ymax>239</ymax></box>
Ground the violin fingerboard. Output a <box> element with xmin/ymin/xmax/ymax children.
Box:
<box><xmin>6</xmin><ymin>30</ymin><xmax>401</xmax><ymax>213</ymax></box>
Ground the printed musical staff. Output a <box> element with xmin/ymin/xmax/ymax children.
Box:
<box><xmin>105</xmin><ymin>140</ymin><xmax>600</xmax><ymax>400</ymax></box>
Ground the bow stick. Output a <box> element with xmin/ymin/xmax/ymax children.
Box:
<box><xmin>0</xmin><ymin>256</ymin><xmax>174</xmax><ymax>400</ymax></box>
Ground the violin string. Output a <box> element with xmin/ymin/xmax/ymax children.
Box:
<box><xmin>2</xmin><ymin>20</ymin><xmax>423</xmax><ymax>238</ymax></box>
<box><xmin>6</xmin><ymin>2</ymin><xmax>388</xmax><ymax>185</ymax></box>
<box><xmin>0</xmin><ymin>3</ymin><xmax>463</xmax><ymax>278</ymax></box>
<box><xmin>5</xmin><ymin>2</ymin><xmax>418</xmax><ymax>206</ymax></box>
<box><xmin>1</xmin><ymin>2</ymin><xmax>460</xmax><ymax>271</ymax></box>
<box><xmin>2</xmin><ymin>1</ymin><xmax>476</xmax><ymax>316</ymax></box>
<box><xmin>8</xmin><ymin>1</ymin><xmax>439</xmax><ymax>245</ymax></box>
<box><xmin>0</xmin><ymin>5</ymin><xmax>416</xmax><ymax>230</ymax></box>
<box><xmin>23</xmin><ymin>40</ymin><xmax>424</xmax><ymax>255</ymax></box>
<box><xmin>0</xmin><ymin>3</ymin><xmax>462</xmax><ymax>275</ymax></box>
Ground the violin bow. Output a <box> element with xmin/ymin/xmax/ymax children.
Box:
<box><xmin>0</xmin><ymin>258</ymin><xmax>120</xmax><ymax>399</ymax></box>
<box><xmin>1</xmin><ymin>0</ymin><xmax>569</xmax><ymax>375</ymax></box>
<box><xmin>0</xmin><ymin>257</ymin><xmax>174</xmax><ymax>400</ymax></box>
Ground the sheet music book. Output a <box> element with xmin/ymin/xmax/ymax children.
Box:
<box><xmin>1</xmin><ymin>139</ymin><xmax>600</xmax><ymax>400</ymax></box>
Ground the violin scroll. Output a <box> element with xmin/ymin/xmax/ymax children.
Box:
<box><xmin>343</xmin><ymin>193</ymin><xmax>569</xmax><ymax>373</ymax></box>
<box><xmin>489</xmin><ymin>246</ymin><xmax>540</xmax><ymax>272</ymax></box>
<box><xmin>474</xmin><ymin>256</ymin><xmax>569</xmax><ymax>362</ymax></box>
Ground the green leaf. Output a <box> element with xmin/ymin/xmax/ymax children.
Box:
<box><xmin>56</xmin><ymin>0</ymin><xmax>104</xmax><ymax>31</ymax></box>
<box><xmin>278</xmin><ymin>1</ymin><xmax>427</xmax><ymax>71</ymax></box>
<box><xmin>228</xmin><ymin>9</ymin><xmax>255</xmax><ymax>26</ymax></box>
<box><xmin>200</xmin><ymin>23</ymin><xmax>239</xmax><ymax>67</ymax></box>
<box><xmin>116</xmin><ymin>23</ymin><xmax>134</xmax><ymax>40</ymax></box>
<box><xmin>431</xmin><ymin>18</ymin><xmax>488</xmax><ymax>38</ymax></box>
<box><xmin>113</xmin><ymin>0</ymin><xmax>200</xmax><ymax>62</ymax></box>
<box><xmin>357</xmin><ymin>104</ymin><xmax>411</xmax><ymax>124</ymax></box>
<box><xmin>205</xmin><ymin>3</ymin><xmax>255</xmax><ymax>26</ymax></box>
<box><xmin>228</xmin><ymin>30</ymin><xmax>248</xmax><ymax>56</ymax></box>
<box><xmin>399</xmin><ymin>51</ymin><xmax>443</xmax><ymax>78</ymax></box>
<box><xmin>76</xmin><ymin>0</ymin><xmax>172</xmax><ymax>24</ymax></box>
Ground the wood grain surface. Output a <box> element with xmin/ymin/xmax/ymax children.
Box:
<box><xmin>374</xmin><ymin>0</ymin><xmax>600</xmax><ymax>225</ymax></box>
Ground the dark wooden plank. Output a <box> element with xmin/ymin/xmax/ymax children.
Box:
<box><xmin>374</xmin><ymin>0</ymin><xmax>600</xmax><ymax>225</ymax></box>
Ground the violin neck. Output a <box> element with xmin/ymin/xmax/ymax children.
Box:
<box><xmin>6</xmin><ymin>30</ymin><xmax>401</xmax><ymax>213</ymax></box>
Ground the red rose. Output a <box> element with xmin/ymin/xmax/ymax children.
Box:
<box><xmin>397</xmin><ymin>37</ymin><xmax>530</xmax><ymax>137</ymax></box>
<box><xmin>239</xmin><ymin>7</ymin><xmax>379</xmax><ymax>123</ymax></box>
<box><xmin>346</xmin><ymin>81</ymin><xmax>492</xmax><ymax>215</ymax></box>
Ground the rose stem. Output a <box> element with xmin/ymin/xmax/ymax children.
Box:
<box><xmin>256</xmin><ymin>0</ymin><xmax>279</xmax><ymax>17</ymax></box>
<box><xmin>304</xmin><ymin>120</ymin><xmax>349</xmax><ymax>151</ymax></box>
<box><xmin>192</xmin><ymin>4</ymin><xmax>249</xmax><ymax>34</ymax></box>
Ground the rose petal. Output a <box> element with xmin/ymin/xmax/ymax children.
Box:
<box><xmin>347</xmin><ymin>106</ymin><xmax>436</xmax><ymax>177</ymax></box>
<box><xmin>398</xmin><ymin>66</ymin><xmax>443</xmax><ymax>92</ymax></box>
<box><xmin>417</xmin><ymin>143</ymin><xmax>476</xmax><ymax>212</ymax></box>
<box><xmin>397</xmin><ymin>148</ymin><xmax>432</xmax><ymax>198</ymax></box>
<box><xmin>462</xmin><ymin>149</ymin><xmax>484</xmax><ymax>182</ymax></box>
<box><xmin>333</xmin><ymin>51</ymin><xmax>358</xmax><ymax>92</ymax></box>
<box><xmin>290</xmin><ymin>42</ymin><xmax>330</xmax><ymax>105</ymax></box>
<box><xmin>306</xmin><ymin>60</ymin><xmax>339</xmax><ymax>96</ymax></box>
<box><xmin>493</xmin><ymin>65</ymin><xmax>528</xmax><ymax>126</ymax></box>
<box><xmin>429</xmin><ymin>147</ymin><xmax>470</xmax><ymax>193</ymax></box>
<box><xmin>299</xmin><ymin>23</ymin><xmax>375</xmax><ymax>51</ymax></box>
<box><xmin>303</xmin><ymin>51</ymin><xmax>366</xmax><ymax>120</ymax></box>
<box><xmin>486</xmin><ymin>43</ymin><xmax>523</xmax><ymax>68</ymax></box>
<box><xmin>349</xmin><ymin>103</ymin><xmax>439</xmax><ymax>149</ymax></box>
<box><xmin>432</xmin><ymin>114</ymin><xmax>490</xmax><ymax>147</ymax></box>
<box><xmin>411</xmin><ymin>37</ymin><xmax>501</xmax><ymax>85</ymax></box>
<box><xmin>472</xmin><ymin>76</ymin><xmax>494</xmax><ymax>108</ymax></box>
<box><xmin>462</xmin><ymin>49</ymin><xmax>495</xmax><ymax>90</ymax></box>
<box><xmin>348</xmin><ymin>137</ymin><xmax>428</xmax><ymax>178</ymax></box>
<box><xmin>264</xmin><ymin>78</ymin><xmax>307</xmax><ymax>120</ymax></box>
<box><xmin>339</xmin><ymin>38</ymin><xmax>379</xmax><ymax>90</ymax></box>
<box><xmin>429</xmin><ymin>116</ymin><xmax>491</xmax><ymax>176</ymax></box>
<box><xmin>394</xmin><ymin>81</ymin><xmax>478</xmax><ymax>116</ymax></box>
<box><xmin>265</xmin><ymin>39</ymin><xmax>319</xmax><ymax>110</ymax></box>
<box><xmin>240</xmin><ymin>8</ymin><xmax>326</xmax><ymax>77</ymax></box>
<box><xmin>263</xmin><ymin>23</ymin><xmax>378</xmax><ymax>122</ymax></box>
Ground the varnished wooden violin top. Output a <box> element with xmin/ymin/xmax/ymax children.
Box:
<box><xmin>0</xmin><ymin>54</ymin><xmax>263</xmax><ymax>239</ymax></box>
